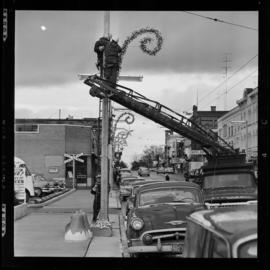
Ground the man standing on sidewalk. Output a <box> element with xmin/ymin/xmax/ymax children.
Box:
<box><xmin>90</xmin><ymin>175</ymin><xmax>111</xmax><ymax>223</ymax></box>
<box><xmin>90</xmin><ymin>175</ymin><xmax>101</xmax><ymax>223</ymax></box>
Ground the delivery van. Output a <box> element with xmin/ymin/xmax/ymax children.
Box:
<box><xmin>14</xmin><ymin>157</ymin><xmax>35</xmax><ymax>202</ymax></box>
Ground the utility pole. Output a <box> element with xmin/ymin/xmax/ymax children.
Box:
<box><xmin>100</xmin><ymin>10</ymin><xmax>110</xmax><ymax>222</ymax></box>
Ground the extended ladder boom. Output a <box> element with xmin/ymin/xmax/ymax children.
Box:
<box><xmin>84</xmin><ymin>75</ymin><xmax>242</xmax><ymax>160</ymax></box>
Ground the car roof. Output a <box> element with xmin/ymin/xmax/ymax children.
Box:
<box><xmin>137</xmin><ymin>181</ymin><xmax>201</xmax><ymax>192</ymax></box>
<box><xmin>188</xmin><ymin>205</ymin><xmax>257</xmax><ymax>243</ymax></box>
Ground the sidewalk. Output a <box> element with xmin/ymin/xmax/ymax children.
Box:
<box><xmin>14</xmin><ymin>189</ymin><xmax>124</xmax><ymax>257</ymax></box>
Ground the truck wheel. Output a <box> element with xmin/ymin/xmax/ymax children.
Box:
<box><xmin>35</xmin><ymin>188</ymin><xmax>42</xmax><ymax>197</ymax></box>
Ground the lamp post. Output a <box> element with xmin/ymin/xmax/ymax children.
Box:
<box><xmin>231</xmin><ymin>120</ymin><xmax>248</xmax><ymax>160</ymax></box>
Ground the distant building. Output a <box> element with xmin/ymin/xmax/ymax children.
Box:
<box><xmin>15</xmin><ymin>118</ymin><xmax>100</xmax><ymax>188</ymax></box>
<box><xmin>217</xmin><ymin>87</ymin><xmax>258</xmax><ymax>161</ymax></box>
<box><xmin>190</xmin><ymin>105</ymin><xmax>228</xmax><ymax>154</ymax></box>
<box><xmin>164</xmin><ymin>130</ymin><xmax>186</xmax><ymax>166</ymax></box>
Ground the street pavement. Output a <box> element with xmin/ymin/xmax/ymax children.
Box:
<box><xmin>14</xmin><ymin>171</ymin><xmax>185</xmax><ymax>257</ymax></box>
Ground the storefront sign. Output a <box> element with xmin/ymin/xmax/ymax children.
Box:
<box><xmin>48</xmin><ymin>167</ymin><xmax>58</xmax><ymax>173</ymax></box>
<box><xmin>14</xmin><ymin>167</ymin><xmax>26</xmax><ymax>201</ymax></box>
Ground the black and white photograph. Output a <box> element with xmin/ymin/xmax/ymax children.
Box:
<box><xmin>1</xmin><ymin>1</ymin><xmax>269</xmax><ymax>268</ymax></box>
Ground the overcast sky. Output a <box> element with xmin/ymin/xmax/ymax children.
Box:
<box><xmin>15</xmin><ymin>11</ymin><xmax>258</xmax><ymax>166</ymax></box>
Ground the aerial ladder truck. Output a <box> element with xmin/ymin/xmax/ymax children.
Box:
<box><xmin>84</xmin><ymin>75</ymin><xmax>257</xmax><ymax>207</ymax></box>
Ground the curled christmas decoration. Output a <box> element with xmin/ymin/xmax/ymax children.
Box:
<box><xmin>112</xmin><ymin>112</ymin><xmax>135</xmax><ymax>141</ymax></box>
<box><xmin>119</xmin><ymin>27</ymin><xmax>163</xmax><ymax>69</ymax></box>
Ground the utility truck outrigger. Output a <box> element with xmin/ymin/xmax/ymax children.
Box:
<box><xmin>84</xmin><ymin>75</ymin><xmax>257</xmax><ymax>208</ymax></box>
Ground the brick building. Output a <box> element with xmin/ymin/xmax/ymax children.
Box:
<box><xmin>15</xmin><ymin>118</ymin><xmax>100</xmax><ymax>188</ymax></box>
<box><xmin>190</xmin><ymin>105</ymin><xmax>229</xmax><ymax>151</ymax></box>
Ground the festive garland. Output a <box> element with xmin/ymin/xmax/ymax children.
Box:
<box><xmin>119</xmin><ymin>27</ymin><xmax>163</xmax><ymax>70</ymax></box>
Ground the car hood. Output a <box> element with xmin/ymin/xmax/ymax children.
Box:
<box><xmin>203</xmin><ymin>186</ymin><xmax>257</xmax><ymax>202</ymax></box>
<box><xmin>134</xmin><ymin>203</ymin><xmax>203</xmax><ymax>230</ymax></box>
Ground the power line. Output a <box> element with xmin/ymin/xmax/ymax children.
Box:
<box><xmin>183</xmin><ymin>11</ymin><xmax>258</xmax><ymax>31</ymax></box>
<box><xmin>185</xmin><ymin>54</ymin><xmax>258</xmax><ymax>111</ymax></box>
<box><xmin>200</xmin><ymin>69</ymin><xmax>258</xmax><ymax>110</ymax></box>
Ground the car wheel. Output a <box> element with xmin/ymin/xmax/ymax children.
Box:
<box><xmin>25</xmin><ymin>190</ymin><xmax>30</xmax><ymax>202</ymax></box>
<box><xmin>34</xmin><ymin>188</ymin><xmax>42</xmax><ymax>197</ymax></box>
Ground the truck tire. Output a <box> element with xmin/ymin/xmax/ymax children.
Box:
<box><xmin>35</xmin><ymin>188</ymin><xmax>42</xmax><ymax>197</ymax></box>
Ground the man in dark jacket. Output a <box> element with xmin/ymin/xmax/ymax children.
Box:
<box><xmin>94</xmin><ymin>36</ymin><xmax>110</xmax><ymax>75</ymax></box>
<box><xmin>90</xmin><ymin>175</ymin><xmax>101</xmax><ymax>223</ymax></box>
<box><xmin>90</xmin><ymin>175</ymin><xmax>111</xmax><ymax>223</ymax></box>
<box><xmin>104</xmin><ymin>38</ymin><xmax>122</xmax><ymax>85</ymax></box>
<box><xmin>94</xmin><ymin>36</ymin><xmax>122</xmax><ymax>86</ymax></box>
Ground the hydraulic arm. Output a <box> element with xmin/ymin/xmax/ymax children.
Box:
<box><xmin>84</xmin><ymin>75</ymin><xmax>245</xmax><ymax>163</ymax></box>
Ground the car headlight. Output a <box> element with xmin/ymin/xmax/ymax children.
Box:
<box><xmin>131</xmin><ymin>217</ymin><xmax>144</xmax><ymax>230</ymax></box>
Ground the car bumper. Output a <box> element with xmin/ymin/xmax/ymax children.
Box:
<box><xmin>128</xmin><ymin>240</ymin><xmax>184</xmax><ymax>254</ymax></box>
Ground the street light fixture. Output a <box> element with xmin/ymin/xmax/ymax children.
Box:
<box><xmin>230</xmin><ymin>120</ymin><xmax>248</xmax><ymax>160</ymax></box>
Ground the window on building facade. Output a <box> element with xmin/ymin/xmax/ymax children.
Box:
<box><xmin>15</xmin><ymin>124</ymin><xmax>39</xmax><ymax>133</ymax></box>
<box><xmin>223</xmin><ymin>124</ymin><xmax>227</xmax><ymax>138</ymax></box>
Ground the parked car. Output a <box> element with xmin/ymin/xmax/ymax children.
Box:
<box><xmin>164</xmin><ymin>167</ymin><xmax>174</xmax><ymax>174</ymax></box>
<box><xmin>138</xmin><ymin>167</ymin><xmax>150</xmax><ymax>177</ymax></box>
<box><xmin>183</xmin><ymin>205</ymin><xmax>257</xmax><ymax>258</ymax></box>
<box><xmin>126</xmin><ymin>181</ymin><xmax>205</xmax><ymax>257</ymax></box>
<box><xmin>156</xmin><ymin>167</ymin><xmax>165</xmax><ymax>174</ymax></box>
<box><xmin>32</xmin><ymin>174</ymin><xmax>53</xmax><ymax>197</ymax></box>
<box><xmin>14</xmin><ymin>157</ymin><xmax>35</xmax><ymax>202</ymax></box>
<box><xmin>120</xmin><ymin>177</ymin><xmax>145</xmax><ymax>202</ymax></box>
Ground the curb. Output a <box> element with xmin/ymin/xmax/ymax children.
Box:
<box><xmin>14</xmin><ymin>203</ymin><xmax>28</xmax><ymax>221</ymax></box>
<box><xmin>118</xmin><ymin>214</ymin><xmax>130</xmax><ymax>257</ymax></box>
<box><xmin>27</xmin><ymin>189</ymin><xmax>76</xmax><ymax>208</ymax></box>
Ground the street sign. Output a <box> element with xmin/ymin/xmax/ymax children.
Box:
<box><xmin>64</xmin><ymin>158</ymin><xmax>73</xmax><ymax>164</ymax></box>
<box><xmin>64</xmin><ymin>153</ymin><xmax>84</xmax><ymax>163</ymax></box>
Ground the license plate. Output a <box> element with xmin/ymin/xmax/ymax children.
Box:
<box><xmin>172</xmin><ymin>243</ymin><xmax>183</xmax><ymax>253</ymax></box>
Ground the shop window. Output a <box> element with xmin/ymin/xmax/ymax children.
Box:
<box><xmin>15</xmin><ymin>124</ymin><xmax>39</xmax><ymax>133</ymax></box>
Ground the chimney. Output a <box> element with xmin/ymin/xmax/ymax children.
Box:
<box><xmin>211</xmin><ymin>106</ymin><xmax>216</xmax><ymax>111</ymax></box>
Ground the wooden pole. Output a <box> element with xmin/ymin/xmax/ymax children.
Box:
<box><xmin>99</xmin><ymin>11</ymin><xmax>110</xmax><ymax>221</ymax></box>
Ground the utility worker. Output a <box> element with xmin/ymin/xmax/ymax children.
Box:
<box><xmin>103</xmin><ymin>38</ymin><xmax>122</xmax><ymax>86</ymax></box>
<box><xmin>94</xmin><ymin>35</ymin><xmax>111</xmax><ymax>75</ymax></box>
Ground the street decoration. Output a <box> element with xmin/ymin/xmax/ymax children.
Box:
<box><xmin>111</xmin><ymin>111</ymin><xmax>135</xmax><ymax>153</ymax></box>
<box><xmin>119</xmin><ymin>27</ymin><xmax>163</xmax><ymax>70</ymax></box>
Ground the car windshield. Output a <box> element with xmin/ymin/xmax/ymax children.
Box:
<box><xmin>139</xmin><ymin>188</ymin><xmax>201</xmax><ymax>206</ymax></box>
<box><xmin>203</xmin><ymin>173</ymin><xmax>255</xmax><ymax>189</ymax></box>
<box><xmin>237</xmin><ymin>239</ymin><xmax>257</xmax><ymax>258</ymax></box>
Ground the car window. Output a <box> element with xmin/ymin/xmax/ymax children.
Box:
<box><xmin>210</xmin><ymin>235</ymin><xmax>228</xmax><ymax>258</ymax></box>
<box><xmin>139</xmin><ymin>188</ymin><xmax>201</xmax><ymax>206</ymax></box>
<box><xmin>237</xmin><ymin>240</ymin><xmax>257</xmax><ymax>258</ymax></box>
<box><xmin>203</xmin><ymin>173</ymin><xmax>255</xmax><ymax>189</ymax></box>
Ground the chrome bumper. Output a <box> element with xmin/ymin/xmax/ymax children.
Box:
<box><xmin>128</xmin><ymin>240</ymin><xmax>184</xmax><ymax>254</ymax></box>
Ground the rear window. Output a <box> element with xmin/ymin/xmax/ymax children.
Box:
<box><xmin>203</xmin><ymin>173</ymin><xmax>255</xmax><ymax>189</ymax></box>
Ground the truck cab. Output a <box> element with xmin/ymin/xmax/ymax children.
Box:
<box><xmin>192</xmin><ymin>159</ymin><xmax>257</xmax><ymax>208</ymax></box>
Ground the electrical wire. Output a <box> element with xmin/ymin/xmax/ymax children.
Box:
<box><xmin>183</xmin><ymin>11</ymin><xmax>258</xmax><ymax>31</ymax></box>
<box><xmin>199</xmin><ymin>69</ymin><xmax>258</xmax><ymax>110</ymax></box>
<box><xmin>184</xmin><ymin>54</ymin><xmax>258</xmax><ymax>112</ymax></box>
